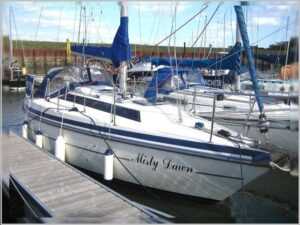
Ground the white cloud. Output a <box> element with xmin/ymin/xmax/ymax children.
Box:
<box><xmin>129</xmin><ymin>1</ymin><xmax>191</xmax><ymax>14</ymax></box>
<box><xmin>13</xmin><ymin>1</ymin><xmax>41</xmax><ymax>13</ymax></box>
<box><xmin>252</xmin><ymin>16</ymin><xmax>280</xmax><ymax>26</ymax></box>
<box><xmin>265</xmin><ymin>4</ymin><xmax>293</xmax><ymax>11</ymax></box>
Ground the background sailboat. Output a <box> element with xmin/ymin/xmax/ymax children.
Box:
<box><xmin>3</xmin><ymin>6</ymin><xmax>27</xmax><ymax>91</ymax></box>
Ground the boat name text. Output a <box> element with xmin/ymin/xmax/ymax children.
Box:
<box><xmin>136</xmin><ymin>153</ymin><xmax>193</xmax><ymax>173</ymax></box>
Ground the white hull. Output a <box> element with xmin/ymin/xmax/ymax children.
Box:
<box><xmin>27</xmin><ymin>117</ymin><xmax>269</xmax><ymax>201</ymax></box>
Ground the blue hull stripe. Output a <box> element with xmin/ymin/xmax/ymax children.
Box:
<box><xmin>28</xmin><ymin>107</ymin><xmax>271</xmax><ymax>163</ymax></box>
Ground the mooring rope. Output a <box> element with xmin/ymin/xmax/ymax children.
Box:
<box><xmin>34</xmin><ymin>6</ymin><xmax>44</xmax><ymax>41</ymax></box>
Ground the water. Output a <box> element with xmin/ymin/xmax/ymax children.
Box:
<box><xmin>2</xmin><ymin>89</ymin><xmax>298</xmax><ymax>223</ymax></box>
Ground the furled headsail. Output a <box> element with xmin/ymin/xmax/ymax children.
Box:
<box><xmin>234</xmin><ymin>5</ymin><xmax>263</xmax><ymax>113</ymax></box>
<box><xmin>235</xmin><ymin>5</ymin><xmax>269</xmax><ymax>133</ymax></box>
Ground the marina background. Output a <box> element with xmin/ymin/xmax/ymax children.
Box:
<box><xmin>1</xmin><ymin>35</ymin><xmax>299</xmax><ymax>78</ymax></box>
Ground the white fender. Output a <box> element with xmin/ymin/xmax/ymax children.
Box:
<box><xmin>55</xmin><ymin>135</ymin><xmax>66</xmax><ymax>162</ymax></box>
<box><xmin>22</xmin><ymin>121</ymin><xmax>28</xmax><ymax>139</ymax></box>
<box><xmin>35</xmin><ymin>131</ymin><xmax>43</xmax><ymax>148</ymax></box>
<box><xmin>104</xmin><ymin>148</ymin><xmax>114</xmax><ymax>181</ymax></box>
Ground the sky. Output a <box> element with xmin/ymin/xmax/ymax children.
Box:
<box><xmin>2</xmin><ymin>1</ymin><xmax>300</xmax><ymax>48</ymax></box>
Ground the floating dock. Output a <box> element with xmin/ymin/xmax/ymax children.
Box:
<box><xmin>2</xmin><ymin>133</ymin><xmax>164</xmax><ymax>223</ymax></box>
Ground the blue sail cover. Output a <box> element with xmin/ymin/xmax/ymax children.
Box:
<box><xmin>71</xmin><ymin>17</ymin><xmax>131</xmax><ymax>67</ymax></box>
<box><xmin>235</xmin><ymin>5</ymin><xmax>264</xmax><ymax>113</ymax></box>
<box><xmin>71</xmin><ymin>45</ymin><xmax>112</xmax><ymax>62</ymax></box>
<box><xmin>111</xmin><ymin>17</ymin><xmax>131</xmax><ymax>67</ymax></box>
<box><xmin>144</xmin><ymin>67</ymin><xmax>173</xmax><ymax>103</ymax></box>
<box><xmin>144</xmin><ymin>42</ymin><xmax>241</xmax><ymax>73</ymax></box>
<box><xmin>144</xmin><ymin>67</ymin><xmax>196</xmax><ymax>102</ymax></box>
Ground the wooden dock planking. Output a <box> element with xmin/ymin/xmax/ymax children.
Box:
<box><xmin>2</xmin><ymin>133</ymin><xmax>162</xmax><ymax>223</ymax></box>
<box><xmin>47</xmin><ymin>188</ymin><xmax>108</xmax><ymax>209</ymax></box>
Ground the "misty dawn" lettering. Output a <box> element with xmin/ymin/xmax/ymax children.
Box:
<box><xmin>136</xmin><ymin>153</ymin><xmax>159</xmax><ymax>171</ymax></box>
<box><xmin>135</xmin><ymin>153</ymin><xmax>193</xmax><ymax>174</ymax></box>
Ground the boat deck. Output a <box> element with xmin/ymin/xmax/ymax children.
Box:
<box><xmin>2</xmin><ymin>132</ymin><xmax>162</xmax><ymax>223</ymax></box>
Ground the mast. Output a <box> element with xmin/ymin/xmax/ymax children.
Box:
<box><xmin>8</xmin><ymin>6</ymin><xmax>13</xmax><ymax>81</ymax></box>
<box><xmin>234</xmin><ymin>2</ymin><xmax>242</xmax><ymax>92</ymax></box>
<box><xmin>119</xmin><ymin>1</ymin><xmax>128</xmax><ymax>97</ymax></box>
<box><xmin>82</xmin><ymin>5</ymin><xmax>87</xmax><ymax>66</ymax></box>
<box><xmin>283</xmin><ymin>16</ymin><xmax>290</xmax><ymax>80</ymax></box>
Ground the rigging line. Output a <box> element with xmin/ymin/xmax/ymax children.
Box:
<box><xmin>223</xmin><ymin>10</ymin><xmax>226</xmax><ymax>52</ymax></box>
<box><xmin>191</xmin><ymin>1</ymin><xmax>223</xmax><ymax>48</ymax></box>
<box><xmin>153</xmin><ymin>8</ymin><xmax>162</xmax><ymax>46</ymax></box>
<box><xmin>84</xmin><ymin>5</ymin><xmax>88</xmax><ymax>45</ymax></box>
<box><xmin>194</xmin><ymin>9</ymin><xmax>203</xmax><ymax>57</ymax></box>
<box><xmin>230</xmin><ymin>8</ymin><xmax>234</xmax><ymax>45</ymax></box>
<box><xmin>97</xmin><ymin>4</ymin><xmax>103</xmax><ymax>44</ymax></box>
<box><xmin>138</xmin><ymin>3</ymin><xmax>142</xmax><ymax>44</ymax></box>
<box><xmin>72</xmin><ymin>2</ymin><xmax>78</xmax><ymax>42</ymax></box>
<box><xmin>173</xmin><ymin>3</ymin><xmax>183</xmax><ymax>123</ymax></box>
<box><xmin>196</xmin><ymin>18</ymin><xmax>299</xmax><ymax>71</ymax></box>
<box><xmin>283</xmin><ymin>16</ymin><xmax>290</xmax><ymax>80</ymax></box>
<box><xmin>203</xmin><ymin>15</ymin><xmax>207</xmax><ymax>57</ymax></box>
<box><xmin>275</xmin><ymin>19</ymin><xmax>284</xmax><ymax>68</ymax></box>
<box><xmin>11</xmin><ymin>7</ymin><xmax>26</xmax><ymax>66</ymax></box>
<box><xmin>77</xmin><ymin>5</ymin><xmax>83</xmax><ymax>44</ymax></box>
<box><xmin>152</xmin><ymin>8</ymin><xmax>163</xmax><ymax>55</ymax></box>
<box><xmin>56</xmin><ymin>6</ymin><xmax>64</xmax><ymax>42</ymax></box>
<box><xmin>154</xmin><ymin>4</ymin><xmax>208</xmax><ymax>46</ymax></box>
<box><xmin>166</xmin><ymin>3</ymin><xmax>176</xmax><ymax>101</ymax></box>
<box><xmin>34</xmin><ymin>6</ymin><xmax>44</xmax><ymax>41</ymax></box>
<box><xmin>138</xmin><ymin>2</ymin><xmax>142</xmax><ymax>51</ymax></box>
<box><xmin>167</xmin><ymin>4</ymin><xmax>175</xmax><ymax>62</ymax></box>
<box><xmin>148</xmin><ymin>7</ymin><xmax>160</xmax><ymax>47</ymax></box>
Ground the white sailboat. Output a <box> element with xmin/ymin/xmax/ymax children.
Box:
<box><xmin>23</xmin><ymin>2</ymin><xmax>287</xmax><ymax>201</ymax></box>
<box><xmin>4</xmin><ymin>6</ymin><xmax>26</xmax><ymax>91</ymax></box>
